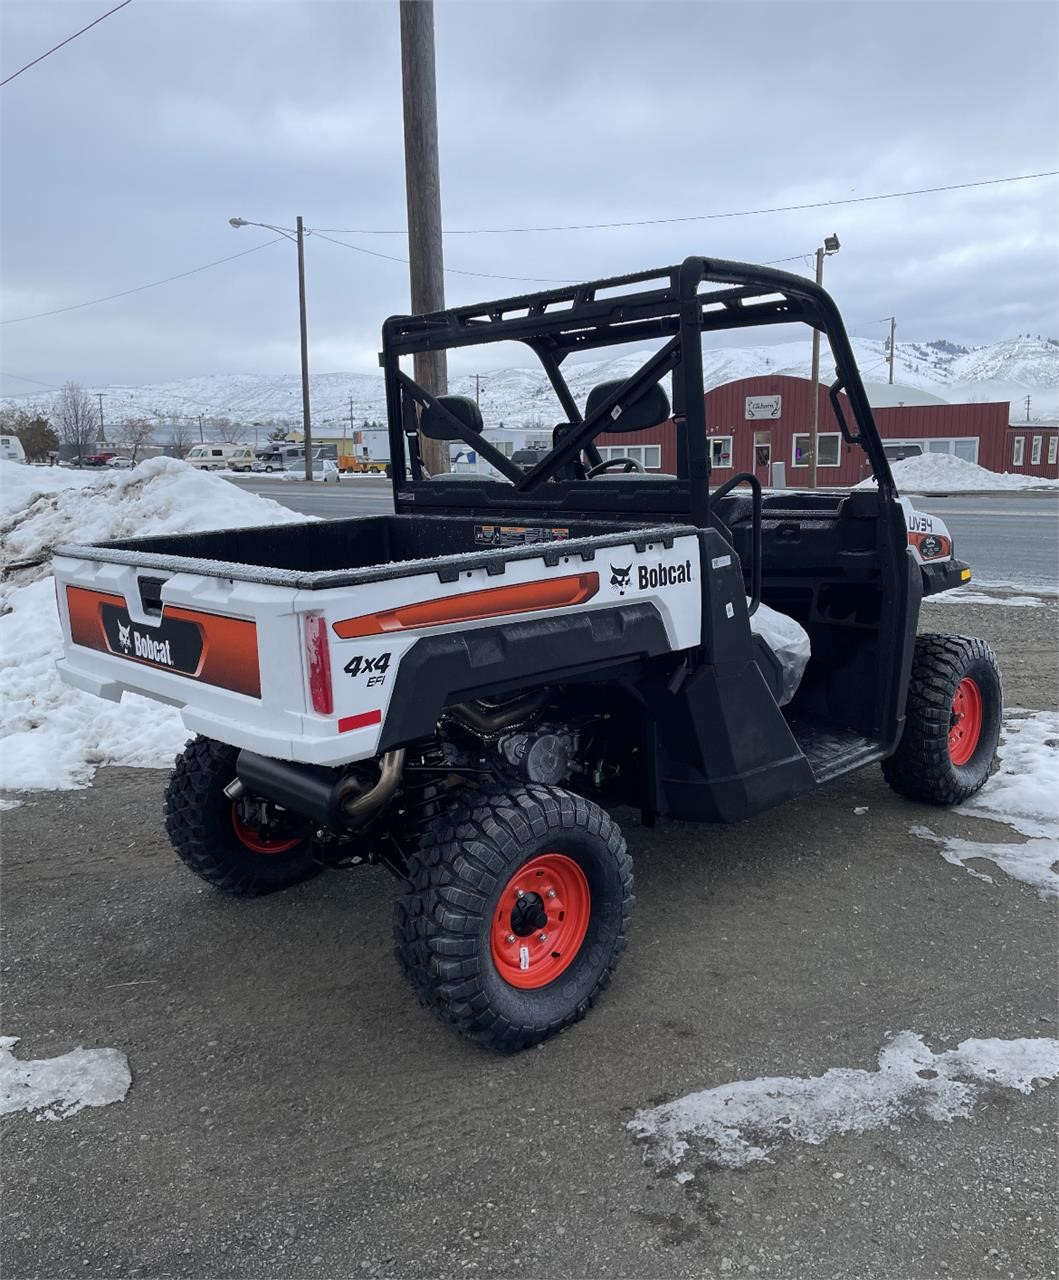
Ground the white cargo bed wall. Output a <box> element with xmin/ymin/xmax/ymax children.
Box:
<box><xmin>54</xmin><ymin>530</ymin><xmax>702</xmax><ymax>767</ymax></box>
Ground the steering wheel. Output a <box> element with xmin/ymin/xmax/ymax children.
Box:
<box><xmin>586</xmin><ymin>456</ymin><xmax>644</xmax><ymax>477</ymax></box>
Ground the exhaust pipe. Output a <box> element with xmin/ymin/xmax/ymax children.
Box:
<box><xmin>445</xmin><ymin>690</ymin><xmax>547</xmax><ymax>736</ymax></box>
<box><xmin>234</xmin><ymin>749</ymin><xmax>405</xmax><ymax>829</ymax></box>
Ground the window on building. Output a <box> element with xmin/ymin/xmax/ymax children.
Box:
<box><xmin>1049</xmin><ymin>436</ymin><xmax>1058</xmax><ymax>465</ymax></box>
<box><xmin>953</xmin><ymin>439</ymin><xmax>979</xmax><ymax>463</ymax></box>
<box><xmin>596</xmin><ymin>444</ymin><xmax>662</xmax><ymax>470</ymax></box>
<box><xmin>792</xmin><ymin>433</ymin><xmax>840</xmax><ymax>467</ymax></box>
<box><xmin>1031</xmin><ymin>435</ymin><xmax>1042</xmax><ymax>465</ymax></box>
<box><xmin>927</xmin><ymin>439</ymin><xmax>950</xmax><ymax>454</ymax></box>
<box><xmin>1012</xmin><ymin>437</ymin><xmax>1025</xmax><ymax>467</ymax></box>
<box><xmin>708</xmin><ymin>436</ymin><xmax>733</xmax><ymax>468</ymax></box>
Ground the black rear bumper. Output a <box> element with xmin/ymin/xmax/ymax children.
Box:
<box><xmin>921</xmin><ymin>558</ymin><xmax>970</xmax><ymax>596</ymax></box>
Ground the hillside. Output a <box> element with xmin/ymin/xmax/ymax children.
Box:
<box><xmin>4</xmin><ymin>337</ymin><xmax>1057</xmax><ymax>435</ymax></box>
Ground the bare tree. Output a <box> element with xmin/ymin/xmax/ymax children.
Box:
<box><xmin>115</xmin><ymin>416</ymin><xmax>155</xmax><ymax>464</ymax></box>
<box><xmin>54</xmin><ymin>382</ymin><xmax>97</xmax><ymax>464</ymax></box>
<box><xmin>157</xmin><ymin>412</ymin><xmax>194</xmax><ymax>456</ymax></box>
<box><xmin>206</xmin><ymin>416</ymin><xmax>244</xmax><ymax>444</ymax></box>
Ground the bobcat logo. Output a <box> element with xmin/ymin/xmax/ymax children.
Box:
<box><xmin>117</xmin><ymin>620</ymin><xmax>132</xmax><ymax>652</ymax></box>
<box><xmin>610</xmin><ymin>564</ymin><xmax>632</xmax><ymax>596</ymax></box>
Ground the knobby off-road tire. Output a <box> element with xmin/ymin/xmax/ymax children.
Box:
<box><xmin>394</xmin><ymin>784</ymin><xmax>633</xmax><ymax>1052</ymax></box>
<box><xmin>164</xmin><ymin>736</ymin><xmax>317</xmax><ymax>897</ymax></box>
<box><xmin>883</xmin><ymin>633</ymin><xmax>1002</xmax><ymax>806</ymax></box>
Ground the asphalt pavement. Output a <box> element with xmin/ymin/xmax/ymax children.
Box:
<box><xmin>226</xmin><ymin>477</ymin><xmax>1059</xmax><ymax>594</ymax></box>
<box><xmin>3</xmin><ymin>592</ymin><xmax>1057</xmax><ymax>1279</ymax></box>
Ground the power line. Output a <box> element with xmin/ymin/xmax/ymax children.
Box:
<box><xmin>1</xmin><ymin>236</ymin><xmax>286</xmax><ymax>325</ymax></box>
<box><xmin>307</xmin><ymin>229</ymin><xmax>576</xmax><ymax>284</ymax></box>
<box><xmin>1</xmin><ymin>0</ymin><xmax>134</xmax><ymax>89</ymax></box>
<box><xmin>311</xmin><ymin>170</ymin><xmax>1059</xmax><ymax>236</ymax></box>
<box><xmin>311</xmin><ymin>229</ymin><xmax>817</xmax><ymax>285</ymax></box>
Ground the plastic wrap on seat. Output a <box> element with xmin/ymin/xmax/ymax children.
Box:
<box><xmin>748</xmin><ymin>602</ymin><xmax>811</xmax><ymax>706</ymax></box>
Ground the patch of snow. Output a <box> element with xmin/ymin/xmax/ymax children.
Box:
<box><xmin>0</xmin><ymin>458</ymin><xmax>311</xmax><ymax>799</ymax></box>
<box><xmin>628</xmin><ymin>1031</ymin><xmax>1059</xmax><ymax>1171</ymax></box>
<box><xmin>913</xmin><ymin>711</ymin><xmax>1059</xmax><ymax>899</ymax></box>
<box><xmin>855</xmin><ymin>452</ymin><xmax>1059</xmax><ymax>493</ymax></box>
<box><xmin>0</xmin><ymin>1035</ymin><xmax>132</xmax><ymax>1120</ymax></box>
<box><xmin>921</xmin><ymin>588</ymin><xmax>1051</xmax><ymax>607</ymax></box>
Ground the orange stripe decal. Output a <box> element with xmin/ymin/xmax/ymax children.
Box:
<box><xmin>65</xmin><ymin>585</ymin><xmax>261</xmax><ymax>698</ymax></box>
<box><xmin>332</xmin><ymin>572</ymin><xmax>600</xmax><ymax>640</ymax></box>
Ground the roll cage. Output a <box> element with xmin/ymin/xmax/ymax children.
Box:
<box><xmin>380</xmin><ymin>255</ymin><xmax>895</xmax><ymax>525</ymax></box>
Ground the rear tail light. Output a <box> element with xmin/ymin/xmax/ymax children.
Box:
<box><xmin>908</xmin><ymin>531</ymin><xmax>952</xmax><ymax>559</ymax></box>
<box><xmin>304</xmin><ymin>614</ymin><xmax>333</xmax><ymax>715</ymax></box>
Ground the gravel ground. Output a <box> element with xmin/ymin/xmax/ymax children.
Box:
<box><xmin>2</xmin><ymin>599</ymin><xmax>1057</xmax><ymax>1280</ymax></box>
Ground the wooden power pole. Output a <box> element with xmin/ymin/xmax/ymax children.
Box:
<box><xmin>888</xmin><ymin>316</ymin><xmax>897</xmax><ymax>385</ymax></box>
<box><xmin>400</xmin><ymin>0</ymin><xmax>449</xmax><ymax>475</ymax></box>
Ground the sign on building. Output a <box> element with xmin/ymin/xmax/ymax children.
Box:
<box><xmin>745</xmin><ymin>395</ymin><xmax>782</xmax><ymax>420</ymax></box>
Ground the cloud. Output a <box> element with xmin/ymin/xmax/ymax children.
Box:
<box><xmin>1</xmin><ymin>0</ymin><xmax>1056</xmax><ymax>395</ymax></box>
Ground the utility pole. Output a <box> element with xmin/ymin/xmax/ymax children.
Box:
<box><xmin>96</xmin><ymin>392</ymin><xmax>105</xmax><ymax>443</ymax></box>
<box><xmin>887</xmin><ymin>316</ymin><xmax>897</xmax><ymax>385</ymax></box>
<box><xmin>808</xmin><ymin>233</ymin><xmax>840</xmax><ymax>490</ymax></box>
<box><xmin>197</xmin><ymin>414</ymin><xmax>204</xmax><ymax>442</ymax></box>
<box><xmin>348</xmin><ymin>395</ymin><xmax>354</xmax><ymax>444</ymax></box>
<box><xmin>475</xmin><ymin>373</ymin><xmax>480</xmax><ymax>406</ymax></box>
<box><xmin>296</xmin><ymin>214</ymin><xmax>313</xmax><ymax>481</ymax></box>
<box><xmin>400</xmin><ymin>0</ymin><xmax>449</xmax><ymax>475</ymax></box>
<box><xmin>1025</xmin><ymin>394</ymin><xmax>1032</xmax><ymax>422</ymax></box>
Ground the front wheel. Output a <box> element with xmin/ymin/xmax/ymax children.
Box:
<box><xmin>165</xmin><ymin>736</ymin><xmax>317</xmax><ymax>896</ymax></box>
<box><xmin>394</xmin><ymin>785</ymin><xmax>633</xmax><ymax>1051</ymax></box>
<box><xmin>883</xmin><ymin>633</ymin><xmax>1002</xmax><ymax>806</ymax></box>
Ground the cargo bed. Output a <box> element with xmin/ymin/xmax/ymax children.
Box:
<box><xmin>53</xmin><ymin>514</ymin><xmax>703</xmax><ymax>766</ymax></box>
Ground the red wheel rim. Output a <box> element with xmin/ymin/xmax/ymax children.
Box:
<box><xmin>948</xmin><ymin>677</ymin><xmax>983</xmax><ymax>766</ymax></box>
<box><xmin>230</xmin><ymin>803</ymin><xmax>302</xmax><ymax>855</ymax></box>
<box><xmin>489</xmin><ymin>853</ymin><xmax>591</xmax><ymax>990</ymax></box>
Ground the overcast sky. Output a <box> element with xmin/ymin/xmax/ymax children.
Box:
<box><xmin>1</xmin><ymin>0</ymin><xmax>1057</xmax><ymax>397</ymax></box>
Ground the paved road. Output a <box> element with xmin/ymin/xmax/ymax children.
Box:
<box><xmin>227</xmin><ymin>477</ymin><xmax>1059</xmax><ymax>593</ymax></box>
<box><xmin>3</xmin><ymin>595</ymin><xmax>1057</xmax><ymax>1280</ymax></box>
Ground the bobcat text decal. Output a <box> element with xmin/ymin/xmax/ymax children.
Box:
<box><xmin>638</xmin><ymin>560</ymin><xmax>694</xmax><ymax>590</ymax></box>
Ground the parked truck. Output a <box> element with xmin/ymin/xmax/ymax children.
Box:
<box><xmin>52</xmin><ymin>256</ymin><xmax>1001</xmax><ymax>1051</ymax></box>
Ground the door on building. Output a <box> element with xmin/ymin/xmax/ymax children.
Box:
<box><xmin>754</xmin><ymin>431</ymin><xmax>772</xmax><ymax>486</ymax></box>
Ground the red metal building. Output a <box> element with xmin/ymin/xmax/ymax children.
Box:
<box><xmin>597</xmin><ymin>373</ymin><xmax>1059</xmax><ymax>484</ymax></box>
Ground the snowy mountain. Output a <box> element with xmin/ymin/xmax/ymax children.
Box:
<box><xmin>5</xmin><ymin>337</ymin><xmax>1057</xmax><ymax>436</ymax></box>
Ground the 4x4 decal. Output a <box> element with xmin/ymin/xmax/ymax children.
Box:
<box><xmin>344</xmin><ymin>652</ymin><xmax>392</xmax><ymax>685</ymax></box>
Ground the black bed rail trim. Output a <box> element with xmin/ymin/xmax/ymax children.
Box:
<box><xmin>54</xmin><ymin>522</ymin><xmax>696</xmax><ymax>593</ymax></box>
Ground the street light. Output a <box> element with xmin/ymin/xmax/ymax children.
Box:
<box><xmin>229</xmin><ymin>215</ymin><xmax>313</xmax><ymax>482</ymax></box>
<box><xmin>808</xmin><ymin>233</ymin><xmax>840</xmax><ymax>490</ymax></box>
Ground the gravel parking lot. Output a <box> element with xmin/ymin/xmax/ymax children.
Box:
<box><xmin>3</xmin><ymin>597</ymin><xmax>1056</xmax><ymax>1280</ymax></box>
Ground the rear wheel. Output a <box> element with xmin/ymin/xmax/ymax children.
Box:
<box><xmin>883</xmin><ymin>634</ymin><xmax>1002</xmax><ymax>805</ymax></box>
<box><xmin>394</xmin><ymin>785</ymin><xmax>633</xmax><ymax>1051</ymax></box>
<box><xmin>165</xmin><ymin>736</ymin><xmax>317</xmax><ymax>896</ymax></box>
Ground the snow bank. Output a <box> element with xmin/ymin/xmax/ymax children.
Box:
<box><xmin>0</xmin><ymin>458</ymin><xmax>310</xmax><ymax>801</ymax></box>
<box><xmin>913</xmin><ymin>711</ymin><xmax>1059</xmax><ymax>899</ymax></box>
<box><xmin>0</xmin><ymin>1035</ymin><xmax>131</xmax><ymax>1121</ymax></box>
<box><xmin>629</xmin><ymin>1031</ymin><xmax>1059</xmax><ymax>1171</ymax></box>
<box><xmin>0</xmin><ymin>456</ymin><xmax>305</xmax><ymax>572</ymax></box>
<box><xmin>0</xmin><ymin>462</ymin><xmax>98</xmax><ymax>521</ymax></box>
<box><xmin>854</xmin><ymin>452</ymin><xmax>1059</xmax><ymax>493</ymax></box>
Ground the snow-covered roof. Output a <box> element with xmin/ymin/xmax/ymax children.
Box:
<box><xmin>862</xmin><ymin>382</ymin><xmax>949</xmax><ymax>408</ymax></box>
